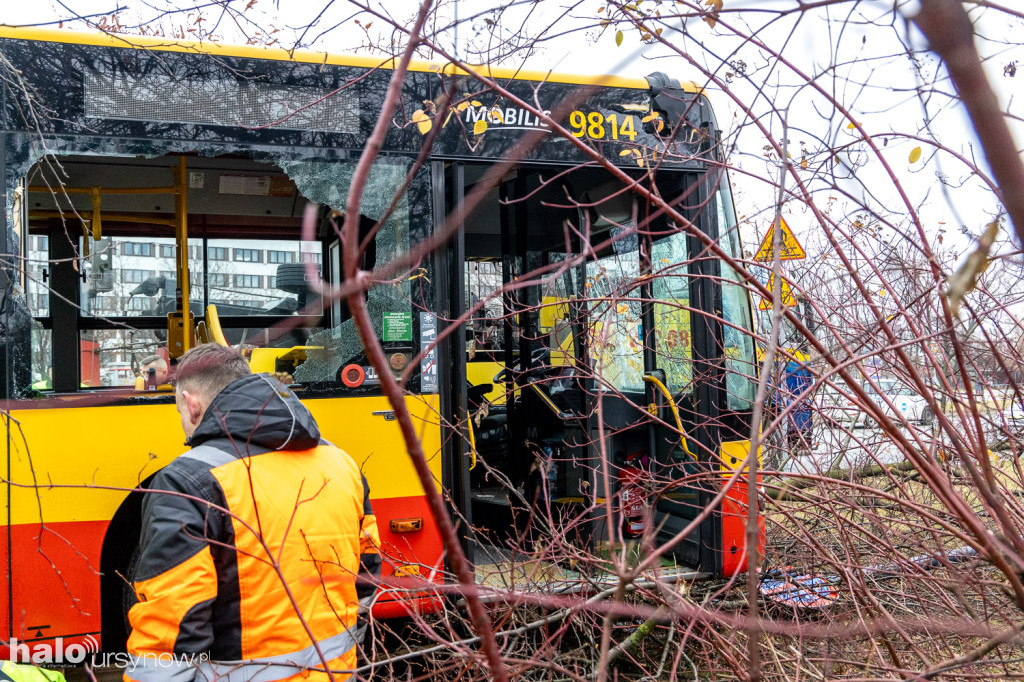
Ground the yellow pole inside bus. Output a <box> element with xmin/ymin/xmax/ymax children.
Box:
<box><xmin>174</xmin><ymin>155</ymin><xmax>192</xmax><ymax>355</ymax></box>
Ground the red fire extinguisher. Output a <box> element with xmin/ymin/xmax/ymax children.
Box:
<box><xmin>619</xmin><ymin>451</ymin><xmax>650</xmax><ymax>538</ymax></box>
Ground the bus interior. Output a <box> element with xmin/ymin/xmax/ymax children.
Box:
<box><xmin>19</xmin><ymin>150</ymin><xmax>755</xmax><ymax>580</ymax></box>
<box><xmin>21</xmin><ymin>151</ymin><xmax>422</xmax><ymax>394</ymax></box>
<box><xmin>451</xmin><ymin>161</ymin><xmax>756</xmax><ymax>577</ymax></box>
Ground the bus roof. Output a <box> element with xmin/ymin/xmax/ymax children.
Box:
<box><xmin>0</xmin><ymin>25</ymin><xmax>701</xmax><ymax>93</ymax></box>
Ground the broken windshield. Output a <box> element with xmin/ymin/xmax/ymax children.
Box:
<box><xmin>6</xmin><ymin>134</ymin><xmax>429</xmax><ymax>395</ymax></box>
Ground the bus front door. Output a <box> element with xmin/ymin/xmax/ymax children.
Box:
<box><xmin>453</xmin><ymin>164</ymin><xmax>747</xmax><ymax>577</ymax></box>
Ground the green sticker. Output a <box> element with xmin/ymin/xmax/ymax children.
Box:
<box><xmin>383</xmin><ymin>311</ymin><xmax>412</xmax><ymax>342</ymax></box>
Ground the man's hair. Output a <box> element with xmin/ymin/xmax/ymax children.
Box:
<box><xmin>141</xmin><ymin>355</ymin><xmax>168</xmax><ymax>369</ymax></box>
<box><xmin>174</xmin><ymin>344</ymin><xmax>251</xmax><ymax>401</ymax></box>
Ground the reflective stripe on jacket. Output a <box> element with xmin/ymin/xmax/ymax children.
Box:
<box><xmin>126</xmin><ymin>373</ymin><xmax>381</xmax><ymax>682</ymax></box>
<box><xmin>0</xmin><ymin>662</ymin><xmax>66</xmax><ymax>682</ymax></box>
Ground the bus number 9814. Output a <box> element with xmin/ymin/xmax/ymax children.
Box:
<box><xmin>568</xmin><ymin>111</ymin><xmax>638</xmax><ymax>141</ymax></box>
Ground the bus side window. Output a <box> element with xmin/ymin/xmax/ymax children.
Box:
<box><xmin>323</xmin><ymin>211</ymin><xmax>377</xmax><ymax>328</ymax></box>
<box><xmin>25</xmin><ymin>232</ymin><xmax>52</xmax><ymax>393</ymax></box>
<box><xmin>78</xmin><ymin>235</ymin><xmax>202</xmax><ymax>387</ymax></box>
<box><xmin>651</xmin><ymin>233</ymin><xmax>693</xmax><ymax>394</ymax></box>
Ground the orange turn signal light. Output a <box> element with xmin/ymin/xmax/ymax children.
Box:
<box><xmin>393</xmin><ymin>563</ymin><xmax>421</xmax><ymax>577</ymax></box>
<box><xmin>390</xmin><ymin>518</ymin><xmax>423</xmax><ymax>533</ymax></box>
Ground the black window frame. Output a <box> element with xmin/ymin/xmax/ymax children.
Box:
<box><xmin>234</xmin><ymin>248</ymin><xmax>263</xmax><ymax>263</ymax></box>
<box><xmin>122</xmin><ymin>241</ymin><xmax>154</xmax><ymax>257</ymax></box>
<box><xmin>121</xmin><ymin>268</ymin><xmax>151</xmax><ymax>284</ymax></box>
<box><xmin>11</xmin><ymin>151</ymin><xmax>433</xmax><ymax>400</ymax></box>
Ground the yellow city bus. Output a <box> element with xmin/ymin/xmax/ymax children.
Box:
<box><xmin>0</xmin><ymin>27</ymin><xmax>760</xmax><ymax>654</ymax></box>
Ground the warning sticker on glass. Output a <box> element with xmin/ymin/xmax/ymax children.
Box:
<box><xmin>420</xmin><ymin>312</ymin><xmax>438</xmax><ymax>393</ymax></box>
<box><xmin>383</xmin><ymin>311</ymin><xmax>412</xmax><ymax>342</ymax></box>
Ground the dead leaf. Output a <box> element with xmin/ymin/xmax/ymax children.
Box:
<box><xmin>946</xmin><ymin>220</ymin><xmax>1000</xmax><ymax>316</ymax></box>
<box><xmin>615</xmin><ymin>30</ymin><xmax>624</xmax><ymax>46</ymax></box>
<box><xmin>473</xmin><ymin>119</ymin><xmax>488</xmax><ymax>135</ymax></box>
<box><xmin>909</xmin><ymin>146</ymin><xmax>922</xmax><ymax>163</ymax></box>
<box><xmin>412</xmin><ymin>109</ymin><xmax>431</xmax><ymax>135</ymax></box>
<box><xmin>703</xmin><ymin>0</ymin><xmax>723</xmax><ymax>27</ymax></box>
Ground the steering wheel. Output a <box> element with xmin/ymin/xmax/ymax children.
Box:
<box><xmin>493</xmin><ymin>346</ymin><xmax>551</xmax><ymax>385</ymax></box>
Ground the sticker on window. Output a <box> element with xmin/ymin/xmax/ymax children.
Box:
<box><xmin>383</xmin><ymin>311</ymin><xmax>412</xmax><ymax>342</ymax></box>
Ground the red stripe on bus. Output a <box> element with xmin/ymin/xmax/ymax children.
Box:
<box><xmin>720</xmin><ymin>482</ymin><xmax>763</xmax><ymax>576</ymax></box>
<box><xmin>371</xmin><ymin>495</ymin><xmax>446</xmax><ymax>615</ymax></box>
<box><xmin>3</xmin><ymin>519</ymin><xmax>108</xmax><ymax>641</ymax></box>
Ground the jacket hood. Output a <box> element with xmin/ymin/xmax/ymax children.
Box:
<box><xmin>188</xmin><ymin>373</ymin><xmax>321</xmax><ymax>453</ymax></box>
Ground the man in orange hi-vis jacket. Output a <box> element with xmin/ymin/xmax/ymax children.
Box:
<box><xmin>125</xmin><ymin>343</ymin><xmax>380</xmax><ymax>682</ymax></box>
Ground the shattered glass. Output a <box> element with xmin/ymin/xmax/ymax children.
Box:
<box><xmin>716</xmin><ymin>179</ymin><xmax>756</xmax><ymax>411</ymax></box>
<box><xmin>289</xmin><ymin>159</ymin><xmax>413</xmax><ymax>383</ymax></box>
<box><xmin>3</xmin><ymin>132</ymin><xmax>419</xmax><ymax>395</ymax></box>
<box><xmin>652</xmin><ymin>234</ymin><xmax>693</xmax><ymax>393</ymax></box>
<box><xmin>586</xmin><ymin>246</ymin><xmax>645</xmax><ymax>393</ymax></box>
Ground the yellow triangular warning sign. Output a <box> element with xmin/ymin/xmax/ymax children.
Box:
<box><xmin>759</xmin><ymin>273</ymin><xmax>798</xmax><ymax>309</ymax></box>
<box><xmin>754</xmin><ymin>217</ymin><xmax>805</xmax><ymax>261</ymax></box>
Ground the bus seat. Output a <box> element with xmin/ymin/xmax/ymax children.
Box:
<box><xmin>466</xmin><ymin>360</ymin><xmax>506</xmax><ymax>404</ymax></box>
<box><xmin>205</xmin><ymin>304</ymin><xmax>229</xmax><ymax>347</ymax></box>
<box><xmin>195</xmin><ymin>320</ymin><xmax>210</xmax><ymax>344</ymax></box>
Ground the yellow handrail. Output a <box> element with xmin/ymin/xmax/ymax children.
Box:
<box><xmin>643</xmin><ymin>374</ymin><xmax>696</xmax><ymax>460</ymax></box>
<box><xmin>28</xmin><ymin>211</ymin><xmax>177</xmax><ymax>228</ymax></box>
<box><xmin>466</xmin><ymin>409</ymin><xmax>478</xmax><ymax>470</ymax></box>
<box><xmin>529</xmin><ymin>384</ymin><xmax>565</xmax><ymax>417</ymax></box>
<box><xmin>27</xmin><ymin>185</ymin><xmax>179</xmax><ymax>195</ymax></box>
<box><xmin>174</xmin><ymin>156</ymin><xmax>191</xmax><ymax>353</ymax></box>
